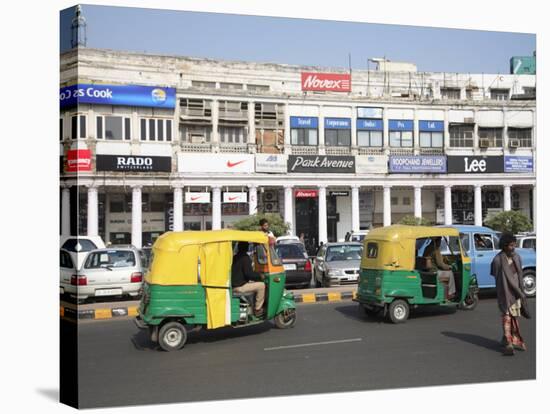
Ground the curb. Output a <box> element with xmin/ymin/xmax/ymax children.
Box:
<box><xmin>293</xmin><ymin>291</ymin><xmax>357</xmax><ymax>304</ymax></box>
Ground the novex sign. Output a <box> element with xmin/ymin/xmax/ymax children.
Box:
<box><xmin>301</xmin><ymin>72</ymin><xmax>351</xmax><ymax>92</ymax></box>
<box><xmin>59</xmin><ymin>84</ymin><xmax>176</xmax><ymax>109</ymax></box>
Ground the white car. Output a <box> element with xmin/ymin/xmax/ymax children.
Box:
<box><xmin>345</xmin><ymin>230</ymin><xmax>370</xmax><ymax>243</ymax></box>
<box><xmin>516</xmin><ymin>233</ymin><xmax>536</xmax><ymax>250</ymax></box>
<box><xmin>65</xmin><ymin>246</ymin><xmax>145</xmax><ymax>300</ymax></box>
<box><xmin>60</xmin><ymin>248</ymin><xmax>77</xmax><ymax>296</ymax></box>
<box><xmin>276</xmin><ymin>235</ymin><xmax>302</xmax><ymax>244</ymax></box>
<box><xmin>60</xmin><ymin>235</ymin><xmax>106</xmax><ymax>270</ymax></box>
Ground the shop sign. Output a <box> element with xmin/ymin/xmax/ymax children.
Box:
<box><xmin>290</xmin><ymin>116</ymin><xmax>318</xmax><ymax>129</ymax></box>
<box><xmin>288</xmin><ymin>155</ymin><xmax>355</xmax><ymax>173</ymax></box>
<box><xmin>330</xmin><ymin>191</ymin><xmax>349</xmax><ymax>197</ymax></box>
<box><xmin>324</xmin><ymin>118</ymin><xmax>351</xmax><ymax>129</ymax></box>
<box><xmin>96</xmin><ymin>155</ymin><xmax>171</xmax><ymax>172</ymax></box>
<box><xmin>447</xmin><ymin>156</ymin><xmax>504</xmax><ymax>173</ymax></box>
<box><xmin>356</xmin><ymin>119</ymin><xmax>383</xmax><ymax>131</ymax></box>
<box><xmin>419</xmin><ymin>120</ymin><xmax>444</xmax><ymax>132</ymax></box>
<box><xmin>389</xmin><ymin>156</ymin><xmax>446</xmax><ymax>173</ymax></box>
<box><xmin>223</xmin><ymin>192</ymin><xmax>248</xmax><ymax>203</ymax></box>
<box><xmin>185</xmin><ymin>192</ymin><xmax>211</xmax><ymax>204</ymax></box>
<box><xmin>356</xmin><ymin>155</ymin><xmax>388</xmax><ymax>174</ymax></box>
<box><xmin>294</xmin><ymin>189</ymin><xmax>319</xmax><ymax>198</ymax></box>
<box><xmin>66</xmin><ymin>149</ymin><xmax>92</xmax><ymax>172</ymax></box>
<box><xmin>178</xmin><ymin>153</ymin><xmax>254</xmax><ymax>173</ymax></box>
<box><xmin>504</xmin><ymin>156</ymin><xmax>533</xmax><ymax>173</ymax></box>
<box><xmin>301</xmin><ymin>72</ymin><xmax>351</xmax><ymax>92</ymax></box>
<box><xmin>388</xmin><ymin>120</ymin><xmax>414</xmax><ymax>131</ymax></box>
<box><xmin>255</xmin><ymin>154</ymin><xmax>288</xmax><ymax>173</ymax></box>
<box><xmin>59</xmin><ymin>84</ymin><xmax>176</xmax><ymax>109</ymax></box>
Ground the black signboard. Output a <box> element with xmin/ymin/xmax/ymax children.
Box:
<box><xmin>330</xmin><ymin>191</ymin><xmax>350</xmax><ymax>197</ymax></box>
<box><xmin>447</xmin><ymin>156</ymin><xmax>504</xmax><ymax>174</ymax></box>
<box><xmin>288</xmin><ymin>155</ymin><xmax>355</xmax><ymax>173</ymax></box>
<box><xmin>96</xmin><ymin>155</ymin><xmax>172</xmax><ymax>172</ymax></box>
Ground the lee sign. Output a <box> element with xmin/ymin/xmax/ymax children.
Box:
<box><xmin>447</xmin><ymin>156</ymin><xmax>504</xmax><ymax>174</ymax></box>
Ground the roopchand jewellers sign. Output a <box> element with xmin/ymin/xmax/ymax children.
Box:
<box><xmin>288</xmin><ymin>155</ymin><xmax>355</xmax><ymax>173</ymax></box>
<box><xmin>96</xmin><ymin>155</ymin><xmax>172</xmax><ymax>172</ymax></box>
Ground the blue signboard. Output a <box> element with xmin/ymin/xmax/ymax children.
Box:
<box><xmin>389</xmin><ymin>120</ymin><xmax>414</xmax><ymax>131</ymax></box>
<box><xmin>389</xmin><ymin>156</ymin><xmax>447</xmax><ymax>173</ymax></box>
<box><xmin>357</xmin><ymin>119</ymin><xmax>383</xmax><ymax>131</ymax></box>
<box><xmin>504</xmin><ymin>156</ymin><xmax>533</xmax><ymax>173</ymax></box>
<box><xmin>325</xmin><ymin>118</ymin><xmax>351</xmax><ymax>129</ymax></box>
<box><xmin>59</xmin><ymin>84</ymin><xmax>176</xmax><ymax>109</ymax></box>
<box><xmin>419</xmin><ymin>120</ymin><xmax>444</xmax><ymax>132</ymax></box>
<box><xmin>290</xmin><ymin>116</ymin><xmax>319</xmax><ymax>129</ymax></box>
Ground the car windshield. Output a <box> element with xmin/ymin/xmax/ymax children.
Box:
<box><xmin>84</xmin><ymin>250</ymin><xmax>136</xmax><ymax>269</ymax></box>
<box><xmin>275</xmin><ymin>244</ymin><xmax>306</xmax><ymax>259</ymax></box>
<box><xmin>326</xmin><ymin>245</ymin><xmax>363</xmax><ymax>262</ymax></box>
<box><xmin>61</xmin><ymin>238</ymin><xmax>98</xmax><ymax>252</ymax></box>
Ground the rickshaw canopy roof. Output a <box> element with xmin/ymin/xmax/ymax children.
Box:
<box><xmin>153</xmin><ymin>230</ymin><xmax>269</xmax><ymax>252</ymax></box>
<box><xmin>366</xmin><ymin>225</ymin><xmax>460</xmax><ymax>242</ymax></box>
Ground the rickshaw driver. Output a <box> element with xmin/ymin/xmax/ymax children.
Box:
<box><xmin>423</xmin><ymin>237</ymin><xmax>456</xmax><ymax>300</ymax></box>
<box><xmin>231</xmin><ymin>242</ymin><xmax>266</xmax><ymax>317</ymax></box>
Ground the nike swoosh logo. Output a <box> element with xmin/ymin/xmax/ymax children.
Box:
<box><xmin>191</xmin><ymin>196</ymin><xmax>202</xmax><ymax>201</ymax></box>
<box><xmin>227</xmin><ymin>160</ymin><xmax>246</xmax><ymax>168</ymax></box>
<box><xmin>228</xmin><ymin>196</ymin><xmax>239</xmax><ymax>201</ymax></box>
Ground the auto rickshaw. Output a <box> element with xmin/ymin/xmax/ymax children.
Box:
<box><xmin>354</xmin><ymin>225</ymin><xmax>479</xmax><ymax>323</ymax></box>
<box><xmin>134</xmin><ymin>230</ymin><xmax>297</xmax><ymax>351</ymax></box>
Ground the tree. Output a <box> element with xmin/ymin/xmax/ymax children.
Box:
<box><xmin>231</xmin><ymin>213</ymin><xmax>290</xmax><ymax>237</ymax></box>
<box><xmin>398</xmin><ymin>215</ymin><xmax>433</xmax><ymax>226</ymax></box>
<box><xmin>485</xmin><ymin>210</ymin><xmax>533</xmax><ymax>234</ymax></box>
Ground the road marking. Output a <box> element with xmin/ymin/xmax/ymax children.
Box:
<box><xmin>264</xmin><ymin>338</ymin><xmax>362</xmax><ymax>351</ymax></box>
<box><xmin>301</xmin><ymin>293</ymin><xmax>316</xmax><ymax>303</ymax></box>
<box><xmin>328</xmin><ymin>292</ymin><xmax>342</xmax><ymax>301</ymax></box>
<box><xmin>94</xmin><ymin>308</ymin><xmax>113</xmax><ymax>319</ymax></box>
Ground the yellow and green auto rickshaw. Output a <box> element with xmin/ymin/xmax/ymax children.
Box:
<box><xmin>354</xmin><ymin>225</ymin><xmax>479</xmax><ymax>323</ymax></box>
<box><xmin>134</xmin><ymin>230</ymin><xmax>297</xmax><ymax>351</ymax></box>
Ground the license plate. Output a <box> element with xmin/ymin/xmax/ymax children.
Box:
<box><xmin>95</xmin><ymin>288</ymin><xmax>123</xmax><ymax>296</ymax></box>
<box><xmin>283</xmin><ymin>264</ymin><xmax>297</xmax><ymax>271</ymax></box>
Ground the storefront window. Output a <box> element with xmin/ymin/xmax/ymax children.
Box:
<box><xmin>419</xmin><ymin>131</ymin><xmax>443</xmax><ymax>147</ymax></box>
<box><xmin>140</xmin><ymin>118</ymin><xmax>172</xmax><ymax>142</ymax></box>
<box><xmin>357</xmin><ymin>130</ymin><xmax>383</xmax><ymax>147</ymax></box>
<box><xmin>479</xmin><ymin>127</ymin><xmax>503</xmax><ymax>147</ymax></box>
<box><xmin>71</xmin><ymin>114</ymin><xmax>86</xmax><ymax>139</ymax></box>
<box><xmin>508</xmin><ymin>128</ymin><xmax>532</xmax><ymax>147</ymax></box>
<box><xmin>291</xmin><ymin>128</ymin><xmax>318</xmax><ymax>146</ymax></box>
<box><xmin>325</xmin><ymin>129</ymin><xmax>351</xmax><ymax>146</ymax></box>
<box><xmin>219</xmin><ymin>126</ymin><xmax>246</xmax><ymax>144</ymax></box>
<box><xmin>390</xmin><ymin>131</ymin><xmax>413</xmax><ymax>147</ymax></box>
<box><xmin>449</xmin><ymin>124</ymin><xmax>474</xmax><ymax>147</ymax></box>
<box><xmin>96</xmin><ymin>115</ymin><xmax>131</xmax><ymax>140</ymax></box>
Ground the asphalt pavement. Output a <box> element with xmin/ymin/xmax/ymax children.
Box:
<box><xmin>72</xmin><ymin>297</ymin><xmax>536</xmax><ymax>408</ymax></box>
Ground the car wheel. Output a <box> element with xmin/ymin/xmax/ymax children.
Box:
<box><xmin>387</xmin><ymin>299</ymin><xmax>410</xmax><ymax>324</ymax></box>
<box><xmin>522</xmin><ymin>270</ymin><xmax>536</xmax><ymax>297</ymax></box>
<box><xmin>158</xmin><ymin>321</ymin><xmax>187</xmax><ymax>351</ymax></box>
<box><xmin>274</xmin><ymin>308</ymin><xmax>297</xmax><ymax>329</ymax></box>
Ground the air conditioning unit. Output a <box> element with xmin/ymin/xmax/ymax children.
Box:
<box><xmin>464</xmin><ymin>117</ymin><xmax>475</xmax><ymax>124</ymax></box>
<box><xmin>264</xmin><ymin>202</ymin><xmax>279</xmax><ymax>213</ymax></box>
<box><xmin>509</xmin><ymin>139</ymin><xmax>521</xmax><ymax>148</ymax></box>
<box><xmin>263</xmin><ymin>190</ymin><xmax>278</xmax><ymax>203</ymax></box>
<box><xmin>190</xmin><ymin>134</ymin><xmax>206</xmax><ymax>144</ymax></box>
<box><xmin>479</xmin><ymin>138</ymin><xmax>491</xmax><ymax>148</ymax></box>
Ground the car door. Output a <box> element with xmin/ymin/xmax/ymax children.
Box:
<box><xmin>471</xmin><ymin>232</ymin><xmax>497</xmax><ymax>288</ymax></box>
<box><xmin>314</xmin><ymin>246</ymin><xmax>326</xmax><ymax>282</ymax></box>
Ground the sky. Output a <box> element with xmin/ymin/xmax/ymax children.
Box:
<box><xmin>60</xmin><ymin>4</ymin><xmax>536</xmax><ymax>74</ymax></box>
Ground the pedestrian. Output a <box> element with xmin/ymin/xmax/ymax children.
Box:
<box><xmin>490</xmin><ymin>232</ymin><xmax>530</xmax><ymax>355</ymax></box>
<box><xmin>259</xmin><ymin>218</ymin><xmax>276</xmax><ymax>245</ymax></box>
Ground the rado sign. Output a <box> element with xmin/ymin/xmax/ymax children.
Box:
<box><xmin>96</xmin><ymin>155</ymin><xmax>172</xmax><ymax>172</ymax></box>
<box><xmin>288</xmin><ymin>155</ymin><xmax>356</xmax><ymax>173</ymax></box>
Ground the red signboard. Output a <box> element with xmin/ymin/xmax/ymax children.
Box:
<box><xmin>294</xmin><ymin>189</ymin><xmax>319</xmax><ymax>198</ymax></box>
<box><xmin>65</xmin><ymin>149</ymin><xmax>92</xmax><ymax>172</ymax></box>
<box><xmin>301</xmin><ymin>72</ymin><xmax>351</xmax><ymax>92</ymax></box>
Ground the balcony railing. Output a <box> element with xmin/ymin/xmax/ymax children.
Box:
<box><xmin>357</xmin><ymin>147</ymin><xmax>385</xmax><ymax>156</ymax></box>
<box><xmin>291</xmin><ymin>146</ymin><xmax>319</xmax><ymax>155</ymax></box>
<box><xmin>419</xmin><ymin>148</ymin><xmax>445</xmax><ymax>155</ymax></box>
<box><xmin>218</xmin><ymin>143</ymin><xmax>249</xmax><ymax>153</ymax></box>
<box><xmin>325</xmin><ymin>146</ymin><xmax>351</xmax><ymax>156</ymax></box>
<box><xmin>180</xmin><ymin>143</ymin><xmax>212</xmax><ymax>152</ymax></box>
<box><xmin>389</xmin><ymin>148</ymin><xmax>415</xmax><ymax>156</ymax></box>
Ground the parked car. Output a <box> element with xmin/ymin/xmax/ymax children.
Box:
<box><xmin>442</xmin><ymin>225</ymin><xmax>536</xmax><ymax>297</ymax></box>
<box><xmin>60</xmin><ymin>248</ymin><xmax>77</xmax><ymax>297</ymax></box>
<box><xmin>60</xmin><ymin>235</ymin><xmax>106</xmax><ymax>270</ymax></box>
<box><xmin>313</xmin><ymin>242</ymin><xmax>363</xmax><ymax>287</ymax></box>
<box><xmin>516</xmin><ymin>233</ymin><xmax>536</xmax><ymax>250</ymax></box>
<box><xmin>275</xmin><ymin>235</ymin><xmax>302</xmax><ymax>244</ymax></box>
<box><xmin>345</xmin><ymin>230</ymin><xmax>369</xmax><ymax>243</ymax></box>
<box><xmin>65</xmin><ymin>246</ymin><xmax>146</xmax><ymax>301</ymax></box>
<box><xmin>274</xmin><ymin>242</ymin><xmax>312</xmax><ymax>289</ymax></box>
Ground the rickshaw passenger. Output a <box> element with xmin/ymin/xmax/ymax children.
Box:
<box><xmin>231</xmin><ymin>242</ymin><xmax>266</xmax><ymax>317</ymax></box>
<box><xmin>423</xmin><ymin>238</ymin><xmax>456</xmax><ymax>300</ymax></box>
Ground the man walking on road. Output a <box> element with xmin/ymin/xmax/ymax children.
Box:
<box><xmin>490</xmin><ymin>232</ymin><xmax>530</xmax><ymax>356</ymax></box>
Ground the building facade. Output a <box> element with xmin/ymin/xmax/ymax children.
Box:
<box><xmin>60</xmin><ymin>48</ymin><xmax>536</xmax><ymax>252</ymax></box>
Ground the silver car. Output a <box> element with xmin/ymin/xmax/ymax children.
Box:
<box><xmin>313</xmin><ymin>242</ymin><xmax>363</xmax><ymax>287</ymax></box>
<box><xmin>64</xmin><ymin>245</ymin><xmax>146</xmax><ymax>301</ymax></box>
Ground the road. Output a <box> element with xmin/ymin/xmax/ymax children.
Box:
<box><xmin>72</xmin><ymin>297</ymin><xmax>536</xmax><ymax>408</ymax></box>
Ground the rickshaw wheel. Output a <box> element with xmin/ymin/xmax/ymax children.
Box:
<box><xmin>387</xmin><ymin>299</ymin><xmax>409</xmax><ymax>324</ymax></box>
<box><xmin>459</xmin><ymin>292</ymin><xmax>479</xmax><ymax>311</ymax></box>
<box><xmin>274</xmin><ymin>309</ymin><xmax>297</xmax><ymax>329</ymax></box>
<box><xmin>158</xmin><ymin>321</ymin><xmax>187</xmax><ymax>351</ymax></box>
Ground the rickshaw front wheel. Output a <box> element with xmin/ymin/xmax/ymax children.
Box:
<box><xmin>388</xmin><ymin>299</ymin><xmax>410</xmax><ymax>324</ymax></box>
<box><xmin>459</xmin><ymin>291</ymin><xmax>479</xmax><ymax>311</ymax></box>
<box><xmin>159</xmin><ymin>321</ymin><xmax>187</xmax><ymax>351</ymax></box>
<box><xmin>274</xmin><ymin>309</ymin><xmax>297</xmax><ymax>329</ymax></box>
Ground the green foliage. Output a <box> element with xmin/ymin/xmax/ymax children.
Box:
<box><xmin>231</xmin><ymin>213</ymin><xmax>290</xmax><ymax>237</ymax></box>
<box><xmin>398</xmin><ymin>215</ymin><xmax>433</xmax><ymax>226</ymax></box>
<box><xmin>485</xmin><ymin>210</ymin><xmax>533</xmax><ymax>234</ymax></box>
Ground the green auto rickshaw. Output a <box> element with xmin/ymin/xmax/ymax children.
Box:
<box><xmin>354</xmin><ymin>225</ymin><xmax>479</xmax><ymax>323</ymax></box>
<box><xmin>135</xmin><ymin>230</ymin><xmax>297</xmax><ymax>351</ymax></box>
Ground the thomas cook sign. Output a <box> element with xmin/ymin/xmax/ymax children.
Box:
<box><xmin>288</xmin><ymin>155</ymin><xmax>355</xmax><ymax>173</ymax></box>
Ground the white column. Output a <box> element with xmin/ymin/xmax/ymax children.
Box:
<box><xmin>87</xmin><ymin>186</ymin><xmax>98</xmax><ymax>237</ymax></box>
<box><xmin>318</xmin><ymin>105</ymin><xmax>325</xmax><ymax>152</ymax></box>
<box><xmin>131</xmin><ymin>186</ymin><xmax>142</xmax><ymax>248</ymax></box>
<box><xmin>173</xmin><ymin>186</ymin><xmax>183</xmax><ymax>231</ymax></box>
<box><xmin>247</xmin><ymin>101</ymin><xmax>255</xmax><ymax>145</ymax></box>
<box><xmin>503</xmin><ymin>185</ymin><xmax>512</xmax><ymax>212</ymax></box>
<box><xmin>444</xmin><ymin>185</ymin><xmax>453</xmax><ymax>225</ymax></box>
<box><xmin>413</xmin><ymin>108</ymin><xmax>419</xmax><ymax>152</ymax></box>
<box><xmin>473</xmin><ymin>108</ymin><xmax>479</xmax><ymax>152</ymax></box>
<box><xmin>318</xmin><ymin>186</ymin><xmax>328</xmax><ymax>244</ymax></box>
<box><xmin>532</xmin><ymin>184</ymin><xmax>536</xmax><ymax>231</ymax></box>
<box><xmin>351</xmin><ymin>185</ymin><xmax>360</xmax><ymax>232</ymax></box>
<box><xmin>351</xmin><ymin>106</ymin><xmax>358</xmax><ymax>151</ymax></box>
<box><xmin>382</xmin><ymin>107</ymin><xmax>389</xmax><ymax>150</ymax></box>
<box><xmin>284</xmin><ymin>185</ymin><xmax>294</xmax><ymax>235</ymax></box>
<box><xmin>212</xmin><ymin>186</ymin><xmax>222</xmax><ymax>230</ymax></box>
<box><xmin>211</xmin><ymin>99</ymin><xmax>219</xmax><ymax>148</ymax></box>
<box><xmin>414</xmin><ymin>185</ymin><xmax>422</xmax><ymax>219</ymax></box>
<box><xmin>248</xmin><ymin>185</ymin><xmax>258</xmax><ymax>216</ymax></box>
<box><xmin>474</xmin><ymin>185</ymin><xmax>483</xmax><ymax>226</ymax></box>
<box><xmin>443</xmin><ymin>108</ymin><xmax>450</xmax><ymax>149</ymax></box>
<box><xmin>61</xmin><ymin>187</ymin><xmax>71</xmax><ymax>236</ymax></box>
<box><xmin>284</xmin><ymin>103</ymin><xmax>291</xmax><ymax>154</ymax></box>
<box><xmin>383</xmin><ymin>185</ymin><xmax>392</xmax><ymax>227</ymax></box>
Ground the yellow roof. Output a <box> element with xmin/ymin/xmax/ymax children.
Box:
<box><xmin>366</xmin><ymin>225</ymin><xmax>459</xmax><ymax>242</ymax></box>
<box><xmin>153</xmin><ymin>230</ymin><xmax>269</xmax><ymax>252</ymax></box>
